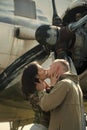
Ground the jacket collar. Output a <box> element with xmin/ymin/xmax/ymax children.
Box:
<box><xmin>60</xmin><ymin>71</ymin><xmax>79</xmax><ymax>84</ymax></box>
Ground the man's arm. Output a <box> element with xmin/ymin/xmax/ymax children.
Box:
<box><xmin>39</xmin><ymin>80</ymin><xmax>70</xmax><ymax>112</ymax></box>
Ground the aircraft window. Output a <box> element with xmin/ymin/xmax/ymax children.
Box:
<box><xmin>14</xmin><ymin>0</ymin><xmax>36</xmax><ymax>19</ymax></box>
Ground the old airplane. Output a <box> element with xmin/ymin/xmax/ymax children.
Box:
<box><xmin>0</xmin><ymin>0</ymin><xmax>87</xmax><ymax>129</ymax></box>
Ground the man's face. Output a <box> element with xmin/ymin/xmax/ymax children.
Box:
<box><xmin>48</xmin><ymin>62</ymin><xmax>58</xmax><ymax>77</ymax></box>
<box><xmin>48</xmin><ymin>61</ymin><xmax>62</xmax><ymax>78</ymax></box>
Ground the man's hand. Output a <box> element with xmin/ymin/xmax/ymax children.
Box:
<box><xmin>50</xmin><ymin>71</ymin><xmax>59</xmax><ymax>86</ymax></box>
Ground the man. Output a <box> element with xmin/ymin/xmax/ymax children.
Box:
<box><xmin>38</xmin><ymin>59</ymin><xmax>84</xmax><ymax>130</ymax></box>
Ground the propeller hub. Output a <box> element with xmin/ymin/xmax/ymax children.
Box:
<box><xmin>35</xmin><ymin>25</ymin><xmax>59</xmax><ymax>50</ymax></box>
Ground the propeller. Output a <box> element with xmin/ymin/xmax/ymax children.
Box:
<box><xmin>35</xmin><ymin>0</ymin><xmax>87</xmax><ymax>76</ymax></box>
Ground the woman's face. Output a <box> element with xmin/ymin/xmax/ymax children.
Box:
<box><xmin>37</xmin><ymin>64</ymin><xmax>48</xmax><ymax>80</ymax></box>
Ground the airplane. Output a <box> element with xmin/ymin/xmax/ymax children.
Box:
<box><xmin>0</xmin><ymin>0</ymin><xmax>87</xmax><ymax>129</ymax></box>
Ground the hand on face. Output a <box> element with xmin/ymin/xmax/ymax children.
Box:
<box><xmin>50</xmin><ymin>71</ymin><xmax>60</xmax><ymax>86</ymax></box>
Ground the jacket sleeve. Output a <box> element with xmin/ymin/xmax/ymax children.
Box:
<box><xmin>39</xmin><ymin>80</ymin><xmax>70</xmax><ymax>112</ymax></box>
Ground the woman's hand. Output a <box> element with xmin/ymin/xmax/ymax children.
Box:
<box><xmin>50</xmin><ymin>71</ymin><xmax>59</xmax><ymax>86</ymax></box>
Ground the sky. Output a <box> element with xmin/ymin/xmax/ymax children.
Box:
<box><xmin>0</xmin><ymin>0</ymin><xmax>74</xmax><ymax>130</ymax></box>
<box><xmin>36</xmin><ymin>0</ymin><xmax>73</xmax><ymax>23</ymax></box>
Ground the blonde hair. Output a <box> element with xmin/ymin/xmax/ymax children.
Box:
<box><xmin>52</xmin><ymin>59</ymin><xmax>70</xmax><ymax>72</ymax></box>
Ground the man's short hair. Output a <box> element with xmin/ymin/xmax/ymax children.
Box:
<box><xmin>53</xmin><ymin>59</ymin><xmax>70</xmax><ymax>71</ymax></box>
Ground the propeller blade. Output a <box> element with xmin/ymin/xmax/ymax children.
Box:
<box><xmin>52</xmin><ymin>0</ymin><xmax>62</xmax><ymax>26</ymax></box>
<box><xmin>0</xmin><ymin>45</ymin><xmax>49</xmax><ymax>90</ymax></box>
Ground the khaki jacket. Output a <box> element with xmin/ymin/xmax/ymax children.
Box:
<box><xmin>39</xmin><ymin>72</ymin><xmax>83</xmax><ymax>130</ymax></box>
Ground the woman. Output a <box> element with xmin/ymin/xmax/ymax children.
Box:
<box><xmin>21</xmin><ymin>61</ymin><xmax>50</xmax><ymax>130</ymax></box>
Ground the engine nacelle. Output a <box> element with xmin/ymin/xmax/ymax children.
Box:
<box><xmin>15</xmin><ymin>27</ymin><xmax>35</xmax><ymax>40</ymax></box>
